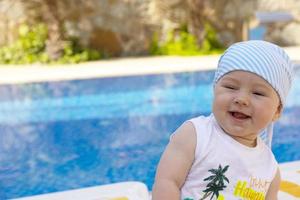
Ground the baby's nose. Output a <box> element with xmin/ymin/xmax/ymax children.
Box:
<box><xmin>233</xmin><ymin>93</ymin><xmax>250</xmax><ymax>106</ymax></box>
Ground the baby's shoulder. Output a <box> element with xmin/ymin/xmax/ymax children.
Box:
<box><xmin>172</xmin><ymin>120</ymin><xmax>197</xmax><ymax>141</ymax></box>
<box><xmin>187</xmin><ymin>114</ymin><xmax>214</xmax><ymax>134</ymax></box>
<box><xmin>170</xmin><ymin>115</ymin><xmax>213</xmax><ymax>154</ymax></box>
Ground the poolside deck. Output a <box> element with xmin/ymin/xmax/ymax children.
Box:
<box><xmin>3</xmin><ymin>46</ymin><xmax>300</xmax><ymax>200</ymax></box>
<box><xmin>0</xmin><ymin>46</ymin><xmax>299</xmax><ymax>85</ymax></box>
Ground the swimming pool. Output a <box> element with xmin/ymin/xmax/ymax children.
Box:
<box><xmin>0</xmin><ymin>67</ymin><xmax>300</xmax><ymax>199</ymax></box>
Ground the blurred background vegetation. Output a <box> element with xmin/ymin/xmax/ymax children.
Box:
<box><xmin>0</xmin><ymin>0</ymin><xmax>299</xmax><ymax>64</ymax></box>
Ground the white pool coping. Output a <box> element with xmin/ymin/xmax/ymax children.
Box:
<box><xmin>0</xmin><ymin>55</ymin><xmax>219</xmax><ymax>84</ymax></box>
<box><xmin>0</xmin><ymin>46</ymin><xmax>299</xmax><ymax>85</ymax></box>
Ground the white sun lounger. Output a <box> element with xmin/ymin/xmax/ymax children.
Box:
<box><xmin>12</xmin><ymin>181</ymin><xmax>150</xmax><ymax>200</ymax></box>
<box><xmin>12</xmin><ymin>161</ymin><xmax>300</xmax><ymax>200</ymax></box>
<box><xmin>278</xmin><ymin>161</ymin><xmax>300</xmax><ymax>200</ymax></box>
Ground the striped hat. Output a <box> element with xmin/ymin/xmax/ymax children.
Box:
<box><xmin>213</xmin><ymin>40</ymin><xmax>294</xmax><ymax>146</ymax></box>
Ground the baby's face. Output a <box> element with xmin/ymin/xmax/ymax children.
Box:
<box><xmin>212</xmin><ymin>70</ymin><xmax>281</xmax><ymax>147</ymax></box>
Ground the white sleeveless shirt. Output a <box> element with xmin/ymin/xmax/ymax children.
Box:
<box><xmin>180</xmin><ymin>114</ymin><xmax>278</xmax><ymax>200</ymax></box>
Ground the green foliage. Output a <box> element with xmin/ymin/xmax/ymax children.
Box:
<box><xmin>150</xmin><ymin>24</ymin><xmax>224</xmax><ymax>56</ymax></box>
<box><xmin>54</xmin><ymin>37</ymin><xmax>102</xmax><ymax>64</ymax></box>
<box><xmin>0</xmin><ymin>24</ymin><xmax>48</xmax><ymax>64</ymax></box>
<box><xmin>0</xmin><ymin>24</ymin><xmax>102</xmax><ymax>65</ymax></box>
<box><xmin>201</xmin><ymin>23</ymin><xmax>224</xmax><ymax>53</ymax></box>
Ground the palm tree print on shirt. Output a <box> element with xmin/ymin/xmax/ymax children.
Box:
<box><xmin>200</xmin><ymin>164</ymin><xmax>230</xmax><ymax>200</ymax></box>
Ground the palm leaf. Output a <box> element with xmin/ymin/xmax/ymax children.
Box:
<box><xmin>222</xmin><ymin>165</ymin><xmax>229</xmax><ymax>173</ymax></box>
<box><xmin>208</xmin><ymin>168</ymin><xmax>218</xmax><ymax>174</ymax></box>
<box><xmin>223</xmin><ymin>176</ymin><xmax>229</xmax><ymax>183</ymax></box>
<box><xmin>203</xmin><ymin>175</ymin><xmax>217</xmax><ymax>181</ymax></box>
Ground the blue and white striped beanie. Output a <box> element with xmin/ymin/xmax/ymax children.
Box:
<box><xmin>214</xmin><ymin>40</ymin><xmax>294</xmax><ymax>146</ymax></box>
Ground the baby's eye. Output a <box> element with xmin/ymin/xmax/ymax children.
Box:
<box><xmin>253</xmin><ymin>91</ymin><xmax>265</xmax><ymax>96</ymax></box>
<box><xmin>223</xmin><ymin>85</ymin><xmax>237</xmax><ymax>90</ymax></box>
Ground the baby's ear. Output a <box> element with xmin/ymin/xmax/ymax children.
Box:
<box><xmin>272</xmin><ymin>104</ymin><xmax>283</xmax><ymax>121</ymax></box>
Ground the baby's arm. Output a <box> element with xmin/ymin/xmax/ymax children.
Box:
<box><xmin>152</xmin><ymin>121</ymin><xmax>196</xmax><ymax>200</ymax></box>
<box><xmin>266</xmin><ymin>168</ymin><xmax>281</xmax><ymax>200</ymax></box>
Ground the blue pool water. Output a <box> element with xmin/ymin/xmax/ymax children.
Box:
<box><xmin>0</xmin><ymin>68</ymin><xmax>300</xmax><ymax>199</ymax></box>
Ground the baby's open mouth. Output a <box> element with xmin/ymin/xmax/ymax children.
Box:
<box><xmin>230</xmin><ymin>111</ymin><xmax>250</xmax><ymax>119</ymax></box>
